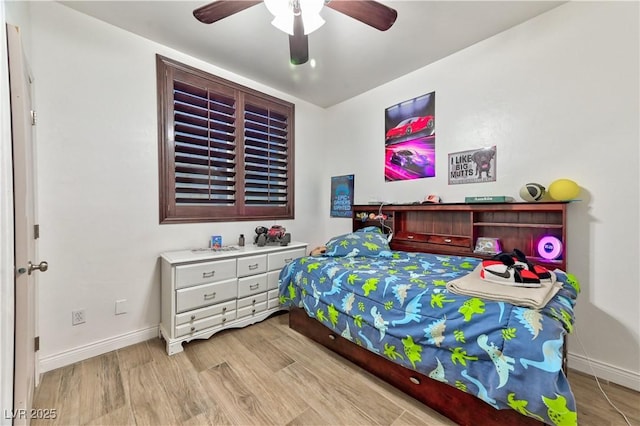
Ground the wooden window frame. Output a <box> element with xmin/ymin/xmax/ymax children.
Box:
<box><xmin>157</xmin><ymin>55</ymin><xmax>295</xmax><ymax>224</ymax></box>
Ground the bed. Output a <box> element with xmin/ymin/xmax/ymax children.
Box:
<box><xmin>278</xmin><ymin>226</ymin><xmax>579</xmax><ymax>426</ymax></box>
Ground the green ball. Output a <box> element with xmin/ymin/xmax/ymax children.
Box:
<box><xmin>548</xmin><ymin>179</ymin><xmax>580</xmax><ymax>201</ymax></box>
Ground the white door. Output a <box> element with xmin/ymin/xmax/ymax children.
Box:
<box><xmin>7</xmin><ymin>23</ymin><xmax>45</xmax><ymax>425</ymax></box>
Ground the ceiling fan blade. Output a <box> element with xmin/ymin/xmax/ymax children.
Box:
<box><xmin>289</xmin><ymin>13</ymin><xmax>309</xmax><ymax>65</ymax></box>
<box><xmin>193</xmin><ymin>1</ymin><xmax>262</xmax><ymax>24</ymax></box>
<box><xmin>325</xmin><ymin>0</ymin><xmax>397</xmax><ymax>31</ymax></box>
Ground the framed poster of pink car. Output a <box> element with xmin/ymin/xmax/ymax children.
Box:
<box><xmin>384</xmin><ymin>91</ymin><xmax>435</xmax><ymax>182</ymax></box>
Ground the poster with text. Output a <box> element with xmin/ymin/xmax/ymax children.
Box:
<box><xmin>330</xmin><ymin>174</ymin><xmax>354</xmax><ymax>217</ymax></box>
<box><xmin>384</xmin><ymin>92</ymin><xmax>435</xmax><ymax>182</ymax></box>
<box><xmin>448</xmin><ymin>146</ymin><xmax>497</xmax><ymax>185</ymax></box>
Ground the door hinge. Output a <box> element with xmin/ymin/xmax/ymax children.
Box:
<box><xmin>34</xmin><ymin>336</ymin><xmax>39</xmax><ymax>352</ymax></box>
<box><xmin>34</xmin><ymin>224</ymin><xmax>40</xmax><ymax>239</ymax></box>
<box><xmin>30</xmin><ymin>110</ymin><xmax>37</xmax><ymax>126</ymax></box>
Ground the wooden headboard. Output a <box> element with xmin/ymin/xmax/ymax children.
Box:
<box><xmin>352</xmin><ymin>202</ymin><xmax>568</xmax><ymax>271</ymax></box>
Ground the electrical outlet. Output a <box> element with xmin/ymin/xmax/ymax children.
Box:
<box><xmin>72</xmin><ymin>309</ymin><xmax>86</xmax><ymax>326</ymax></box>
<box><xmin>115</xmin><ymin>299</ymin><xmax>128</xmax><ymax>315</ymax></box>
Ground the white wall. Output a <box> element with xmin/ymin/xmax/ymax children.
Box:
<box><xmin>27</xmin><ymin>1</ymin><xmax>326</xmax><ymax>371</ymax></box>
<box><xmin>16</xmin><ymin>0</ymin><xmax>640</xmax><ymax>391</ymax></box>
<box><xmin>323</xmin><ymin>1</ymin><xmax>639</xmax><ymax>389</ymax></box>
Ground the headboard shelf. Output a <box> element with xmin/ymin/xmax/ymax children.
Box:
<box><xmin>473</xmin><ymin>222</ymin><xmax>564</xmax><ymax>229</ymax></box>
<box><xmin>353</xmin><ymin>202</ymin><xmax>569</xmax><ymax>270</ymax></box>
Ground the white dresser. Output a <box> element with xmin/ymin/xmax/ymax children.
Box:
<box><xmin>159</xmin><ymin>242</ymin><xmax>307</xmax><ymax>355</ymax></box>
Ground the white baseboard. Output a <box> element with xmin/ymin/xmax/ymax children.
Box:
<box><xmin>568</xmin><ymin>351</ymin><xmax>640</xmax><ymax>392</ymax></box>
<box><xmin>39</xmin><ymin>325</ymin><xmax>159</xmax><ymax>374</ymax></box>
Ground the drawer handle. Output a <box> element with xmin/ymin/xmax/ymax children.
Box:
<box><xmin>407</xmin><ymin>235</ymin><xmax>414</xmax><ymax>239</ymax></box>
<box><xmin>328</xmin><ymin>334</ymin><xmax>336</xmax><ymax>340</ymax></box>
<box><xmin>251</xmin><ymin>309</ymin><xmax>256</xmax><ymax>314</ymax></box>
<box><xmin>222</xmin><ymin>317</ymin><xmax>227</xmax><ymax>323</ymax></box>
<box><xmin>252</xmin><ymin>299</ymin><xmax>256</xmax><ymax>304</ymax></box>
<box><xmin>202</xmin><ymin>271</ymin><xmax>215</xmax><ymax>278</ymax></box>
<box><xmin>203</xmin><ymin>292</ymin><xmax>217</xmax><ymax>300</ymax></box>
<box><xmin>284</xmin><ymin>258</ymin><xmax>293</xmax><ymax>263</ymax></box>
<box><xmin>409</xmin><ymin>376</ymin><xmax>421</xmax><ymax>385</ymax></box>
<box><xmin>190</xmin><ymin>326</ymin><xmax>196</xmax><ymax>332</ymax></box>
<box><xmin>222</xmin><ymin>307</ymin><xmax>227</xmax><ymax>312</ymax></box>
<box><xmin>249</xmin><ymin>283</ymin><xmax>260</xmax><ymax>290</ymax></box>
<box><xmin>248</xmin><ymin>264</ymin><xmax>259</xmax><ymax>270</ymax></box>
<box><xmin>444</xmin><ymin>238</ymin><xmax>452</xmax><ymax>243</ymax></box>
<box><xmin>190</xmin><ymin>315</ymin><xmax>196</xmax><ymax>321</ymax></box>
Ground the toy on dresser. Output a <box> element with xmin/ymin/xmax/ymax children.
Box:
<box><xmin>254</xmin><ymin>225</ymin><xmax>292</xmax><ymax>247</ymax></box>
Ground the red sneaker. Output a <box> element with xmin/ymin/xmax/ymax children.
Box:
<box><xmin>481</xmin><ymin>259</ymin><xmax>542</xmax><ymax>287</ymax></box>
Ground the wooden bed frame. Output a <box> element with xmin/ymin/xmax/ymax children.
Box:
<box><xmin>289</xmin><ymin>307</ymin><xmax>542</xmax><ymax>426</ymax></box>
<box><xmin>287</xmin><ymin>203</ymin><xmax>570</xmax><ymax>425</ymax></box>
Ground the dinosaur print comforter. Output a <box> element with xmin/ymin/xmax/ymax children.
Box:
<box><xmin>278</xmin><ymin>251</ymin><xmax>580</xmax><ymax>426</ymax></box>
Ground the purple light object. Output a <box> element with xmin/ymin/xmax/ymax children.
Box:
<box><xmin>537</xmin><ymin>236</ymin><xmax>563</xmax><ymax>260</ymax></box>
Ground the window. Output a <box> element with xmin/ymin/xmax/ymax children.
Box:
<box><xmin>156</xmin><ymin>55</ymin><xmax>295</xmax><ymax>223</ymax></box>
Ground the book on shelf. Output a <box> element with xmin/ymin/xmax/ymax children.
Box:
<box><xmin>465</xmin><ymin>196</ymin><xmax>515</xmax><ymax>203</ymax></box>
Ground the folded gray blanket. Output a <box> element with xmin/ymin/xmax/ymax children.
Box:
<box><xmin>446</xmin><ymin>264</ymin><xmax>561</xmax><ymax>309</ymax></box>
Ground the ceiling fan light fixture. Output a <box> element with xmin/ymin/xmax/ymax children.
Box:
<box><xmin>271</xmin><ymin>15</ymin><xmax>294</xmax><ymax>35</ymax></box>
<box><xmin>301</xmin><ymin>12</ymin><xmax>325</xmax><ymax>35</ymax></box>
<box><xmin>265</xmin><ymin>0</ymin><xmax>325</xmax><ymax>35</ymax></box>
<box><xmin>300</xmin><ymin>0</ymin><xmax>325</xmax><ymax>34</ymax></box>
<box><xmin>193</xmin><ymin>0</ymin><xmax>398</xmax><ymax>66</ymax></box>
<box><xmin>264</xmin><ymin>0</ymin><xmax>291</xmax><ymax>18</ymax></box>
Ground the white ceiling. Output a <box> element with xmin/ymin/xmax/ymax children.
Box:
<box><xmin>59</xmin><ymin>1</ymin><xmax>565</xmax><ymax>108</ymax></box>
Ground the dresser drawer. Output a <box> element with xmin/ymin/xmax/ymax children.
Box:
<box><xmin>237</xmin><ymin>255</ymin><xmax>267</xmax><ymax>277</ymax></box>
<box><xmin>237</xmin><ymin>292</ymin><xmax>268</xmax><ymax>310</ymax></box>
<box><xmin>267</xmin><ymin>289</ymin><xmax>280</xmax><ymax>309</ymax></box>
<box><xmin>175</xmin><ymin>300</ymin><xmax>236</xmax><ymax>326</ymax></box>
<box><xmin>237</xmin><ymin>301</ymin><xmax>267</xmax><ymax>319</ymax></box>
<box><xmin>426</xmin><ymin>235</ymin><xmax>471</xmax><ymax>248</ymax></box>
<box><xmin>175</xmin><ymin>309</ymin><xmax>236</xmax><ymax>338</ymax></box>
<box><xmin>176</xmin><ymin>278</ymin><xmax>237</xmax><ymax>313</ymax></box>
<box><xmin>267</xmin><ymin>270</ymin><xmax>280</xmax><ymax>290</ymax></box>
<box><xmin>394</xmin><ymin>231</ymin><xmax>429</xmax><ymax>243</ymax></box>
<box><xmin>175</xmin><ymin>259</ymin><xmax>236</xmax><ymax>289</ymax></box>
<box><xmin>268</xmin><ymin>248</ymin><xmax>306</xmax><ymax>271</ymax></box>
<box><xmin>237</xmin><ymin>274</ymin><xmax>268</xmax><ymax>298</ymax></box>
<box><xmin>395</xmin><ymin>232</ymin><xmax>471</xmax><ymax>249</ymax></box>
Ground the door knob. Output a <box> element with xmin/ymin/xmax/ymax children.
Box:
<box><xmin>28</xmin><ymin>261</ymin><xmax>48</xmax><ymax>275</ymax></box>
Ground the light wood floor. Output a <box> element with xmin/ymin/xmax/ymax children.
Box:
<box><xmin>33</xmin><ymin>313</ymin><xmax>639</xmax><ymax>425</ymax></box>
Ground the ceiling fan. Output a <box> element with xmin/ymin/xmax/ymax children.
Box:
<box><xmin>193</xmin><ymin>0</ymin><xmax>398</xmax><ymax>65</ymax></box>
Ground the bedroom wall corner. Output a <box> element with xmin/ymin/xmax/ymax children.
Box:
<box><xmin>323</xmin><ymin>1</ymin><xmax>640</xmax><ymax>389</ymax></box>
<box><xmin>28</xmin><ymin>1</ymin><xmax>327</xmax><ymax>372</ymax></box>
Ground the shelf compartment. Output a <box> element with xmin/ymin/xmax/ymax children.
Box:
<box><xmin>391</xmin><ymin>240</ymin><xmax>473</xmax><ymax>255</ymax></box>
<box><xmin>474</xmin><ymin>211</ymin><xmax>563</xmax><ymax>226</ymax></box>
<box><xmin>473</xmin><ymin>222</ymin><xmax>564</xmax><ymax>229</ymax></box>
<box><xmin>399</xmin><ymin>211</ymin><xmax>471</xmax><ymax>236</ymax></box>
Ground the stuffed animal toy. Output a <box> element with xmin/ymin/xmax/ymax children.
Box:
<box><xmin>310</xmin><ymin>246</ymin><xmax>327</xmax><ymax>256</ymax></box>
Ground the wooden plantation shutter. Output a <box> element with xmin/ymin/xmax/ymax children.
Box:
<box><xmin>173</xmin><ymin>79</ymin><xmax>237</xmax><ymax>207</ymax></box>
<box><xmin>157</xmin><ymin>55</ymin><xmax>294</xmax><ymax>223</ymax></box>
<box><xmin>242</xmin><ymin>94</ymin><xmax>292</xmax><ymax>217</ymax></box>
